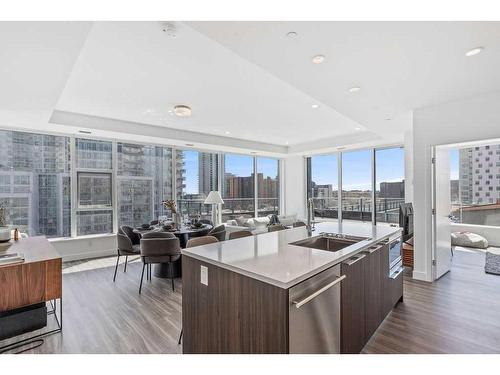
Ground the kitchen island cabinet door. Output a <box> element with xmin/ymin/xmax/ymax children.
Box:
<box><xmin>363</xmin><ymin>246</ymin><xmax>382</xmax><ymax>342</ymax></box>
<box><xmin>341</xmin><ymin>254</ymin><xmax>366</xmax><ymax>354</ymax></box>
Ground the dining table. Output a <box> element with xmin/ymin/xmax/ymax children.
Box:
<box><xmin>133</xmin><ymin>224</ymin><xmax>213</xmax><ymax>278</ymax></box>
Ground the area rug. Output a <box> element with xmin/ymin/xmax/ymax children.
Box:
<box><xmin>485</xmin><ymin>250</ymin><xmax>500</xmax><ymax>275</ymax></box>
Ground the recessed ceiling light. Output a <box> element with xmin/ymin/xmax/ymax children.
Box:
<box><xmin>173</xmin><ymin>105</ymin><xmax>192</xmax><ymax>117</ymax></box>
<box><xmin>465</xmin><ymin>47</ymin><xmax>484</xmax><ymax>57</ymax></box>
<box><xmin>311</xmin><ymin>104</ymin><xmax>320</xmax><ymax>109</ymax></box>
<box><xmin>250</xmin><ymin>152</ymin><xmax>257</xmax><ymax>154</ymax></box>
<box><xmin>354</xmin><ymin>127</ymin><xmax>361</xmax><ymax>131</ymax></box>
<box><xmin>225</xmin><ymin>131</ymin><xmax>231</xmax><ymax>135</ymax></box>
<box><xmin>349</xmin><ymin>87</ymin><xmax>361</xmax><ymax>93</ymax></box>
<box><xmin>312</xmin><ymin>55</ymin><xmax>325</xmax><ymax>64</ymax></box>
<box><xmin>185</xmin><ymin>143</ymin><xmax>194</xmax><ymax>147</ymax></box>
<box><xmin>385</xmin><ymin>118</ymin><xmax>392</xmax><ymax>121</ymax></box>
<box><xmin>286</xmin><ymin>31</ymin><xmax>298</xmax><ymax>38</ymax></box>
<box><xmin>285</xmin><ymin>141</ymin><xmax>289</xmax><ymax>145</ymax></box>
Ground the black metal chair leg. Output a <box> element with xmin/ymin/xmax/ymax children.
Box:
<box><xmin>170</xmin><ymin>262</ymin><xmax>175</xmax><ymax>291</ymax></box>
<box><xmin>149</xmin><ymin>264</ymin><xmax>152</xmax><ymax>282</ymax></box>
<box><xmin>178</xmin><ymin>329</ymin><xmax>183</xmax><ymax>345</ymax></box>
<box><xmin>139</xmin><ymin>263</ymin><xmax>146</xmax><ymax>294</ymax></box>
<box><xmin>113</xmin><ymin>254</ymin><xmax>120</xmax><ymax>282</ymax></box>
<box><xmin>124</xmin><ymin>256</ymin><xmax>128</xmax><ymax>273</ymax></box>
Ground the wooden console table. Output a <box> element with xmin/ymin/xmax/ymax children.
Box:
<box><xmin>0</xmin><ymin>236</ymin><xmax>62</xmax><ymax>352</ymax></box>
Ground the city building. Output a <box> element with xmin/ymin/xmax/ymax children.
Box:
<box><xmin>459</xmin><ymin>144</ymin><xmax>500</xmax><ymax>205</ymax></box>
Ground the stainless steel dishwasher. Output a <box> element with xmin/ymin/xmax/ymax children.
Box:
<box><xmin>288</xmin><ymin>264</ymin><xmax>345</xmax><ymax>353</ymax></box>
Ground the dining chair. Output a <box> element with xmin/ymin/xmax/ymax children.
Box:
<box><xmin>186</xmin><ymin>235</ymin><xmax>219</xmax><ymax>248</ymax></box>
<box><xmin>150</xmin><ymin>220</ymin><xmax>159</xmax><ymax>226</ymax></box>
<box><xmin>199</xmin><ymin>219</ymin><xmax>213</xmax><ymax>226</ymax></box>
<box><xmin>293</xmin><ymin>221</ymin><xmax>307</xmax><ymax>228</ymax></box>
<box><xmin>208</xmin><ymin>224</ymin><xmax>226</xmax><ymax>242</ymax></box>
<box><xmin>139</xmin><ymin>231</ymin><xmax>181</xmax><ymax>294</ymax></box>
<box><xmin>228</xmin><ymin>230</ymin><xmax>253</xmax><ymax>240</ymax></box>
<box><xmin>268</xmin><ymin>224</ymin><xmax>288</xmax><ymax>232</ymax></box>
<box><xmin>113</xmin><ymin>227</ymin><xmax>141</xmax><ymax>282</ymax></box>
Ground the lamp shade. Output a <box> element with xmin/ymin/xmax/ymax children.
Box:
<box><xmin>204</xmin><ymin>191</ymin><xmax>224</xmax><ymax>205</ymax></box>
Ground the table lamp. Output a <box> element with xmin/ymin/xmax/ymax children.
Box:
<box><xmin>204</xmin><ymin>191</ymin><xmax>224</xmax><ymax>226</ymax></box>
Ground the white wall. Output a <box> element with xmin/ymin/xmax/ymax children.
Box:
<box><xmin>404</xmin><ymin>128</ymin><xmax>414</xmax><ymax>203</ymax></box>
<box><xmin>283</xmin><ymin>155</ymin><xmax>306</xmax><ymax>219</ymax></box>
<box><xmin>413</xmin><ymin>91</ymin><xmax>500</xmax><ymax>281</ymax></box>
<box><xmin>50</xmin><ymin>235</ymin><xmax>116</xmax><ymax>262</ymax></box>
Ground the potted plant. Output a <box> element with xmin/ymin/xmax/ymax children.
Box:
<box><xmin>0</xmin><ymin>203</ymin><xmax>10</xmax><ymax>243</ymax></box>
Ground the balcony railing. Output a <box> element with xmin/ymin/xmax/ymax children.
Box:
<box><xmin>311</xmin><ymin>197</ymin><xmax>404</xmax><ymax>223</ymax></box>
<box><xmin>177</xmin><ymin>197</ymin><xmax>279</xmax><ymax>222</ymax></box>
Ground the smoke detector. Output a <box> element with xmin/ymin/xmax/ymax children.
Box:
<box><xmin>161</xmin><ymin>22</ymin><xmax>177</xmax><ymax>37</ymax></box>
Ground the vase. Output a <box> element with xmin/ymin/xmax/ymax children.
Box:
<box><xmin>173</xmin><ymin>213</ymin><xmax>181</xmax><ymax>230</ymax></box>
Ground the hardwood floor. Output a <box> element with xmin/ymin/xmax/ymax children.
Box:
<box><xmin>2</xmin><ymin>247</ymin><xmax>499</xmax><ymax>354</ymax></box>
<box><xmin>363</xmin><ymin>248</ymin><xmax>500</xmax><ymax>353</ymax></box>
<box><xmin>1</xmin><ymin>256</ymin><xmax>182</xmax><ymax>354</ymax></box>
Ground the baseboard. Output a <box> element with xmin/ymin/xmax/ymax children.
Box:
<box><xmin>61</xmin><ymin>249</ymin><xmax>116</xmax><ymax>262</ymax></box>
<box><xmin>412</xmin><ymin>270</ymin><xmax>431</xmax><ymax>282</ymax></box>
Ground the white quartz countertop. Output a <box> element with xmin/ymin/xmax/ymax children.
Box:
<box><xmin>182</xmin><ymin>221</ymin><xmax>402</xmax><ymax>289</ymax></box>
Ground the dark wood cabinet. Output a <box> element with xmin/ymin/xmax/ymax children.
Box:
<box><xmin>341</xmin><ymin>254</ymin><xmax>366</xmax><ymax>354</ymax></box>
<box><xmin>340</xmin><ymin>238</ymin><xmax>403</xmax><ymax>354</ymax></box>
<box><xmin>363</xmin><ymin>245</ymin><xmax>382</xmax><ymax>342</ymax></box>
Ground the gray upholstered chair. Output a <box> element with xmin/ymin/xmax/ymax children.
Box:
<box><xmin>113</xmin><ymin>227</ymin><xmax>141</xmax><ymax>282</ymax></box>
<box><xmin>268</xmin><ymin>224</ymin><xmax>288</xmax><ymax>232</ymax></box>
<box><xmin>293</xmin><ymin>221</ymin><xmax>307</xmax><ymax>228</ymax></box>
<box><xmin>186</xmin><ymin>235</ymin><xmax>219</xmax><ymax>248</ymax></box>
<box><xmin>139</xmin><ymin>231</ymin><xmax>181</xmax><ymax>293</ymax></box>
<box><xmin>228</xmin><ymin>230</ymin><xmax>253</xmax><ymax>240</ymax></box>
<box><xmin>120</xmin><ymin>225</ymin><xmax>141</xmax><ymax>245</ymax></box>
<box><xmin>199</xmin><ymin>219</ymin><xmax>213</xmax><ymax>226</ymax></box>
<box><xmin>150</xmin><ymin>220</ymin><xmax>159</xmax><ymax>226</ymax></box>
<box><xmin>208</xmin><ymin>224</ymin><xmax>226</xmax><ymax>242</ymax></box>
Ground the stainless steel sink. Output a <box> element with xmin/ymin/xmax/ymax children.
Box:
<box><xmin>290</xmin><ymin>233</ymin><xmax>368</xmax><ymax>252</ymax></box>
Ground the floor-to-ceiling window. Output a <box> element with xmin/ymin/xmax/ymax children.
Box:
<box><xmin>75</xmin><ymin>138</ymin><xmax>113</xmax><ymax>236</ymax></box>
<box><xmin>375</xmin><ymin>147</ymin><xmax>405</xmax><ymax>224</ymax></box>
<box><xmin>342</xmin><ymin>150</ymin><xmax>373</xmax><ymax>222</ymax></box>
<box><xmin>306</xmin><ymin>154</ymin><xmax>339</xmax><ymax>219</ymax></box>
<box><xmin>116</xmin><ymin>142</ymin><xmax>173</xmax><ymax>228</ymax></box>
<box><xmin>222</xmin><ymin>154</ymin><xmax>255</xmax><ymax>221</ymax></box>
<box><xmin>256</xmin><ymin>157</ymin><xmax>279</xmax><ymax>217</ymax></box>
<box><xmin>307</xmin><ymin>146</ymin><xmax>404</xmax><ymax>224</ymax></box>
<box><xmin>175</xmin><ymin>150</ymin><xmax>218</xmax><ymax>220</ymax></box>
<box><xmin>0</xmin><ymin>128</ymin><xmax>282</xmax><ymax>237</ymax></box>
<box><xmin>0</xmin><ymin>130</ymin><xmax>71</xmax><ymax>237</ymax></box>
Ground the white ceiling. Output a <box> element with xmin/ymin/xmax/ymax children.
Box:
<box><xmin>55</xmin><ymin>21</ymin><xmax>361</xmax><ymax>149</ymax></box>
<box><xmin>1</xmin><ymin>21</ymin><xmax>500</xmax><ymax>155</ymax></box>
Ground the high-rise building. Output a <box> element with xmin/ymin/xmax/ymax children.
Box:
<box><xmin>0</xmin><ymin>130</ymin><xmax>71</xmax><ymax>237</ymax></box>
<box><xmin>198</xmin><ymin>153</ymin><xmax>218</xmax><ymax>196</ymax></box>
<box><xmin>459</xmin><ymin>144</ymin><xmax>500</xmax><ymax>204</ymax></box>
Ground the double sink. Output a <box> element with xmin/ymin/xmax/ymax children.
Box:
<box><xmin>290</xmin><ymin>232</ymin><xmax>369</xmax><ymax>252</ymax></box>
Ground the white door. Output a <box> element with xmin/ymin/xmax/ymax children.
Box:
<box><xmin>432</xmin><ymin>146</ymin><xmax>452</xmax><ymax>280</ymax></box>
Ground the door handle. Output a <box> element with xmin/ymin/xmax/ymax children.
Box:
<box><xmin>342</xmin><ymin>253</ymin><xmax>366</xmax><ymax>266</ymax></box>
<box><xmin>292</xmin><ymin>275</ymin><xmax>346</xmax><ymax>309</ymax></box>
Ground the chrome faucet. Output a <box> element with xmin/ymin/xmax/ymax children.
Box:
<box><xmin>307</xmin><ymin>198</ymin><xmax>315</xmax><ymax>232</ymax></box>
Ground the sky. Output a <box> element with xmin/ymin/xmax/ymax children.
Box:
<box><xmin>311</xmin><ymin>147</ymin><xmax>405</xmax><ymax>191</ymax></box>
<box><xmin>182</xmin><ymin>151</ymin><xmax>278</xmax><ymax>195</ymax></box>
<box><xmin>449</xmin><ymin>149</ymin><xmax>459</xmax><ymax>180</ymax></box>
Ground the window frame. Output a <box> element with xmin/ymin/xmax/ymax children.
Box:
<box><xmin>305</xmin><ymin>145</ymin><xmax>405</xmax><ymax>226</ymax></box>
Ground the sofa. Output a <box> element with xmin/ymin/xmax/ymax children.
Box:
<box><xmin>225</xmin><ymin>214</ymin><xmax>299</xmax><ymax>235</ymax></box>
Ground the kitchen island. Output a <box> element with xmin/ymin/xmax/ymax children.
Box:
<box><xmin>181</xmin><ymin>221</ymin><xmax>403</xmax><ymax>354</ymax></box>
